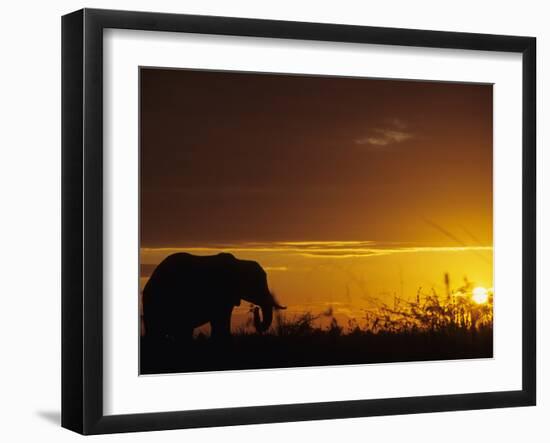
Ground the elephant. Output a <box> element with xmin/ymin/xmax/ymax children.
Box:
<box><xmin>142</xmin><ymin>252</ymin><xmax>285</xmax><ymax>341</ymax></box>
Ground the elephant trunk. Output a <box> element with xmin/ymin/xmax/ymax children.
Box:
<box><xmin>253</xmin><ymin>304</ymin><xmax>273</xmax><ymax>333</ymax></box>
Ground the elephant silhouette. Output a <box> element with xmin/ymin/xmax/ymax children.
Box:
<box><xmin>142</xmin><ymin>252</ymin><xmax>285</xmax><ymax>341</ymax></box>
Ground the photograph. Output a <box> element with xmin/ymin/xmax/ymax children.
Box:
<box><xmin>57</xmin><ymin>6</ymin><xmax>538</xmax><ymax>436</ymax></box>
<box><xmin>139</xmin><ymin>67</ymin><xmax>494</xmax><ymax>375</ymax></box>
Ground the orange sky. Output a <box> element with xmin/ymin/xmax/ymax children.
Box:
<box><xmin>140</xmin><ymin>68</ymin><xmax>493</xmax><ymax>329</ymax></box>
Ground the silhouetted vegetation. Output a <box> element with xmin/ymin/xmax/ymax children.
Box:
<box><xmin>141</xmin><ymin>274</ymin><xmax>493</xmax><ymax>374</ymax></box>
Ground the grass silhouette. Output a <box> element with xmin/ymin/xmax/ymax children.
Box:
<box><xmin>140</xmin><ymin>274</ymin><xmax>493</xmax><ymax>374</ymax></box>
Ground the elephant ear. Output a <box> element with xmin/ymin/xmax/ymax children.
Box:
<box><xmin>227</xmin><ymin>271</ymin><xmax>242</xmax><ymax>307</ymax></box>
<box><xmin>216</xmin><ymin>253</ymin><xmax>241</xmax><ymax>306</ymax></box>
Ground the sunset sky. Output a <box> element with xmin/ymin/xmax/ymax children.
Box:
<box><xmin>140</xmin><ymin>68</ymin><xmax>493</xmax><ymax>329</ymax></box>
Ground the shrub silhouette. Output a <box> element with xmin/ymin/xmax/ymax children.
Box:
<box><xmin>365</xmin><ymin>276</ymin><xmax>493</xmax><ymax>334</ymax></box>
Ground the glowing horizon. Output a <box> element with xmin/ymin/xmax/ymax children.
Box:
<box><xmin>140</xmin><ymin>240</ymin><xmax>493</xmax><ymax>330</ymax></box>
<box><xmin>139</xmin><ymin>69</ymin><xmax>493</xmax><ymax>333</ymax></box>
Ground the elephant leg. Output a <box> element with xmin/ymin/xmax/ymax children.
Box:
<box><xmin>210</xmin><ymin>308</ymin><xmax>232</xmax><ymax>342</ymax></box>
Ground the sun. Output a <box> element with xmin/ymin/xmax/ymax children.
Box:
<box><xmin>472</xmin><ymin>286</ymin><xmax>489</xmax><ymax>304</ymax></box>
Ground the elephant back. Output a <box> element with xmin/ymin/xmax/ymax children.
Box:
<box><xmin>143</xmin><ymin>252</ymin><xmax>239</xmax><ymax>301</ymax></box>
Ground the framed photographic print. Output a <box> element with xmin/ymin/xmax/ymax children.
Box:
<box><xmin>61</xmin><ymin>8</ymin><xmax>536</xmax><ymax>434</ymax></box>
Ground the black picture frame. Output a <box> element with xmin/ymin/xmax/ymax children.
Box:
<box><xmin>62</xmin><ymin>8</ymin><xmax>536</xmax><ymax>435</ymax></box>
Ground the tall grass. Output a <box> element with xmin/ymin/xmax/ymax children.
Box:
<box><xmin>364</xmin><ymin>275</ymin><xmax>493</xmax><ymax>334</ymax></box>
<box><xmin>242</xmin><ymin>273</ymin><xmax>493</xmax><ymax>338</ymax></box>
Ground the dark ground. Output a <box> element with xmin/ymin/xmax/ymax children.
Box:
<box><xmin>140</xmin><ymin>328</ymin><xmax>493</xmax><ymax>374</ymax></box>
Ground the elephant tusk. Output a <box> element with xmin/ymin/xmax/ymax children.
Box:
<box><xmin>269</xmin><ymin>291</ymin><xmax>286</xmax><ymax>310</ymax></box>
